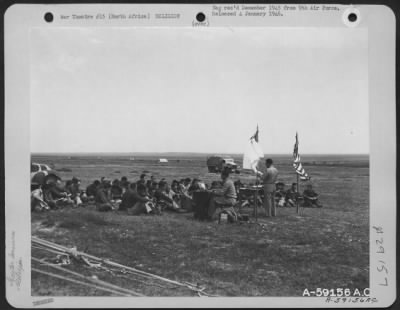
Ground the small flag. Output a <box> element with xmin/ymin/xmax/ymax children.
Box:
<box><xmin>293</xmin><ymin>132</ymin><xmax>310</xmax><ymax>180</ymax></box>
<box><xmin>243</xmin><ymin>126</ymin><xmax>264</xmax><ymax>173</ymax></box>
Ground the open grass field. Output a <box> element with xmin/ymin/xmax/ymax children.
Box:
<box><xmin>31</xmin><ymin>153</ymin><xmax>369</xmax><ymax>297</ymax></box>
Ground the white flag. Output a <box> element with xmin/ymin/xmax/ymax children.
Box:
<box><xmin>243</xmin><ymin>127</ymin><xmax>264</xmax><ymax>173</ymax></box>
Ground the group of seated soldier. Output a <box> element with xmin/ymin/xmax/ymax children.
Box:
<box><xmin>84</xmin><ymin>174</ymin><xmax>211</xmax><ymax>215</ymax></box>
<box><xmin>31</xmin><ymin>176</ymin><xmax>84</xmax><ymax>211</ymax></box>
<box><xmin>31</xmin><ymin>171</ymin><xmax>322</xmax><ymax>214</ymax></box>
<box><xmin>273</xmin><ymin>182</ymin><xmax>322</xmax><ymax>208</ymax></box>
<box><xmin>237</xmin><ymin>181</ymin><xmax>322</xmax><ymax>210</ymax></box>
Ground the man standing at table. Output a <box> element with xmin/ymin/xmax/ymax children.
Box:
<box><xmin>261</xmin><ymin>158</ymin><xmax>279</xmax><ymax>217</ymax></box>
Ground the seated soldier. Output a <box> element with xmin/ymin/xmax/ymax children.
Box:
<box><xmin>43</xmin><ymin>179</ymin><xmax>74</xmax><ymax>209</ymax></box>
<box><xmin>120</xmin><ymin>182</ymin><xmax>153</xmax><ymax>212</ymax></box>
<box><xmin>179</xmin><ymin>178</ymin><xmax>191</xmax><ymax>195</ymax></box>
<box><xmin>86</xmin><ymin>180</ymin><xmax>100</xmax><ymax>201</ymax></box>
<box><xmin>42</xmin><ymin>183</ymin><xmax>55</xmax><ymax>209</ymax></box>
<box><xmin>100</xmin><ymin>178</ymin><xmax>113</xmax><ymax>200</ymax></box>
<box><xmin>80</xmin><ymin>190</ymin><xmax>88</xmax><ymax>204</ymax></box>
<box><xmin>302</xmin><ymin>184</ymin><xmax>323</xmax><ymax>208</ymax></box>
<box><xmin>170</xmin><ymin>180</ymin><xmax>182</xmax><ymax>205</ymax></box>
<box><xmin>111</xmin><ymin>179</ymin><xmax>123</xmax><ymax>200</ymax></box>
<box><xmin>165</xmin><ymin>182</ymin><xmax>176</xmax><ymax>199</ymax></box>
<box><xmin>176</xmin><ymin>180</ymin><xmax>194</xmax><ymax>211</ymax></box>
<box><xmin>95</xmin><ymin>182</ymin><xmax>114</xmax><ymax>212</ymax></box>
<box><xmin>67</xmin><ymin>177</ymin><xmax>82</xmax><ymax>207</ymax></box>
<box><xmin>136</xmin><ymin>174</ymin><xmax>147</xmax><ymax>186</ymax></box>
<box><xmin>146</xmin><ymin>179</ymin><xmax>153</xmax><ymax>194</ymax></box>
<box><xmin>188</xmin><ymin>179</ymin><xmax>202</xmax><ymax>197</ymax></box>
<box><xmin>171</xmin><ymin>180</ymin><xmax>180</xmax><ymax>193</ymax></box>
<box><xmin>208</xmin><ymin>169</ymin><xmax>237</xmax><ymax>220</ymax></box>
<box><xmin>154</xmin><ymin>181</ymin><xmax>180</xmax><ymax>211</ymax></box>
<box><xmin>65</xmin><ymin>180</ymin><xmax>72</xmax><ymax>190</ymax></box>
<box><xmin>120</xmin><ymin>176</ymin><xmax>130</xmax><ymax>194</ymax></box>
<box><xmin>31</xmin><ymin>184</ymin><xmax>50</xmax><ymax>212</ymax></box>
<box><xmin>119</xmin><ymin>182</ymin><xmax>136</xmax><ymax>211</ymax></box>
<box><xmin>285</xmin><ymin>183</ymin><xmax>300</xmax><ymax>207</ymax></box>
<box><xmin>127</xmin><ymin>183</ymin><xmax>158</xmax><ymax>215</ymax></box>
<box><xmin>274</xmin><ymin>182</ymin><xmax>286</xmax><ymax>207</ymax></box>
<box><xmin>148</xmin><ymin>181</ymin><xmax>158</xmax><ymax>198</ymax></box>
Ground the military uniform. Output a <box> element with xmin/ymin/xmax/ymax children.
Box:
<box><xmin>262</xmin><ymin>165</ymin><xmax>279</xmax><ymax>216</ymax></box>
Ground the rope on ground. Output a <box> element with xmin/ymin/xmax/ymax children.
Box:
<box><xmin>31</xmin><ymin>267</ymin><xmax>132</xmax><ymax>297</ymax></box>
<box><xmin>32</xmin><ymin>257</ymin><xmax>144</xmax><ymax>297</ymax></box>
<box><xmin>103</xmin><ymin>267</ymin><xmax>177</xmax><ymax>289</ymax></box>
<box><xmin>32</xmin><ymin>245</ymin><xmax>70</xmax><ymax>256</ymax></box>
<box><xmin>32</xmin><ymin>236</ymin><xmax>217</xmax><ymax>297</ymax></box>
<box><xmin>33</xmin><ymin>240</ymin><xmax>177</xmax><ymax>289</ymax></box>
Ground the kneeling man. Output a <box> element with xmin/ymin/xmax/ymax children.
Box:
<box><xmin>208</xmin><ymin>169</ymin><xmax>237</xmax><ymax>220</ymax></box>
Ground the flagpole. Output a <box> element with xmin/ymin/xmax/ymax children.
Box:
<box><xmin>255</xmin><ymin>172</ymin><xmax>258</xmax><ymax>222</ymax></box>
<box><xmin>256</xmin><ymin>124</ymin><xmax>259</xmax><ymax>222</ymax></box>
<box><xmin>296</xmin><ymin>173</ymin><xmax>299</xmax><ymax>215</ymax></box>
<box><xmin>243</xmin><ymin>125</ymin><xmax>263</xmax><ymax>222</ymax></box>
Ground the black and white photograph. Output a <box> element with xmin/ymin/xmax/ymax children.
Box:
<box><xmin>4</xmin><ymin>3</ymin><xmax>396</xmax><ymax>308</ymax></box>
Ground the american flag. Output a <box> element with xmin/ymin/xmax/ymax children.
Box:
<box><xmin>293</xmin><ymin>132</ymin><xmax>310</xmax><ymax>180</ymax></box>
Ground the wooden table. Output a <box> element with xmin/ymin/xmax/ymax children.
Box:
<box><xmin>238</xmin><ymin>186</ymin><xmax>264</xmax><ymax>221</ymax></box>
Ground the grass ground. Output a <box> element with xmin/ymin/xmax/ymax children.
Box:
<box><xmin>31</xmin><ymin>154</ymin><xmax>369</xmax><ymax>296</ymax></box>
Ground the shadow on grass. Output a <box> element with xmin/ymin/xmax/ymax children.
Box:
<box><xmin>80</xmin><ymin>212</ymin><xmax>114</xmax><ymax>226</ymax></box>
<box><xmin>58</xmin><ymin>219</ymin><xmax>83</xmax><ymax>229</ymax></box>
<box><xmin>42</xmin><ymin>211</ymin><xmax>115</xmax><ymax>230</ymax></box>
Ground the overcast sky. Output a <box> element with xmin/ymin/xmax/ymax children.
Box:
<box><xmin>30</xmin><ymin>27</ymin><xmax>368</xmax><ymax>154</ymax></box>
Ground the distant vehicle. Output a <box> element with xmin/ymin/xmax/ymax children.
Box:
<box><xmin>31</xmin><ymin>163</ymin><xmax>52</xmax><ymax>179</ymax></box>
<box><xmin>31</xmin><ymin>162</ymin><xmax>60</xmax><ymax>185</ymax></box>
<box><xmin>159</xmin><ymin>158</ymin><xmax>168</xmax><ymax>163</ymax></box>
<box><xmin>206</xmin><ymin>156</ymin><xmax>239</xmax><ymax>173</ymax></box>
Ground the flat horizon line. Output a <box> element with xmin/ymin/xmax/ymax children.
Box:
<box><xmin>31</xmin><ymin>151</ymin><xmax>369</xmax><ymax>156</ymax></box>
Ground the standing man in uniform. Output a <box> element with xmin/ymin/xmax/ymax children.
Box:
<box><xmin>261</xmin><ymin>158</ymin><xmax>279</xmax><ymax>217</ymax></box>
